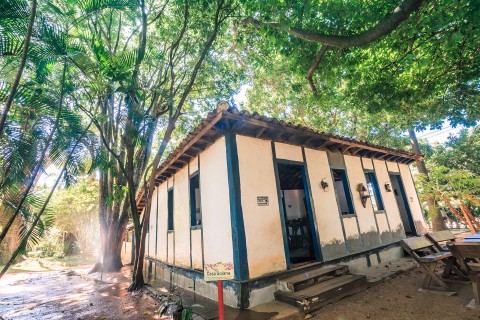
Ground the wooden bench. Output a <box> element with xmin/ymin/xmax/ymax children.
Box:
<box><xmin>447</xmin><ymin>242</ymin><xmax>480</xmax><ymax>308</ymax></box>
<box><xmin>426</xmin><ymin>230</ymin><xmax>456</xmax><ymax>252</ymax></box>
<box><xmin>425</xmin><ymin>231</ymin><xmax>469</xmax><ymax>279</ymax></box>
<box><xmin>400</xmin><ymin>236</ymin><xmax>454</xmax><ymax>292</ymax></box>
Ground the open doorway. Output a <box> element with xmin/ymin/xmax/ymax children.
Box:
<box><xmin>390</xmin><ymin>174</ymin><xmax>416</xmax><ymax>236</ymax></box>
<box><xmin>277</xmin><ymin>162</ymin><xmax>318</xmax><ymax>265</ymax></box>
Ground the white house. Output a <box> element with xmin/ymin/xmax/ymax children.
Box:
<box><xmin>137</xmin><ymin>102</ymin><xmax>428</xmax><ymax>309</ymax></box>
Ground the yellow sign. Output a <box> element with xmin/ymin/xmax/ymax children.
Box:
<box><xmin>204</xmin><ymin>262</ymin><xmax>234</xmax><ymax>281</ymax></box>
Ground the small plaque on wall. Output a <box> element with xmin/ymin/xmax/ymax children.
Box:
<box><xmin>257</xmin><ymin>196</ymin><xmax>269</xmax><ymax>206</ymax></box>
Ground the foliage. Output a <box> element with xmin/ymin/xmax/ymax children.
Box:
<box><xmin>158</xmin><ymin>291</ymin><xmax>193</xmax><ymax>320</ymax></box>
<box><xmin>31</xmin><ymin>227</ymin><xmax>76</xmax><ymax>258</ymax></box>
<box><xmin>415</xmin><ymin>164</ymin><xmax>480</xmax><ymax>231</ymax></box>
<box><xmin>426</xmin><ymin>127</ymin><xmax>480</xmax><ymax>176</ymax></box>
<box><xmin>236</xmin><ymin>0</ymin><xmax>479</xmax><ymax>138</ymax></box>
<box><xmin>46</xmin><ymin>176</ymin><xmax>99</xmax><ymax>254</ymax></box>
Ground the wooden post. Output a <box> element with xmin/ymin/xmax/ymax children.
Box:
<box><xmin>460</xmin><ymin>200</ymin><xmax>480</xmax><ymax>231</ymax></box>
<box><xmin>441</xmin><ymin>195</ymin><xmax>466</xmax><ymax>224</ymax></box>
<box><xmin>218</xmin><ymin>280</ymin><xmax>224</xmax><ymax>320</ymax></box>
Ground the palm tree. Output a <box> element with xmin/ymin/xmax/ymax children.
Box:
<box><xmin>0</xmin><ymin>0</ymin><xmax>97</xmax><ymax>271</ymax></box>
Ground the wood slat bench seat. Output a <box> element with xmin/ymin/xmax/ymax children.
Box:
<box><xmin>419</xmin><ymin>252</ymin><xmax>452</xmax><ymax>263</ymax></box>
<box><xmin>426</xmin><ymin>230</ymin><xmax>456</xmax><ymax>252</ymax></box>
<box><xmin>400</xmin><ymin>236</ymin><xmax>455</xmax><ymax>293</ymax></box>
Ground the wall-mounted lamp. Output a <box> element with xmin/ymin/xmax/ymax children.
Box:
<box><xmin>321</xmin><ymin>179</ymin><xmax>329</xmax><ymax>192</ymax></box>
<box><xmin>357</xmin><ymin>183</ymin><xmax>370</xmax><ymax>208</ymax></box>
<box><xmin>384</xmin><ymin>183</ymin><xmax>392</xmax><ymax>192</ymax></box>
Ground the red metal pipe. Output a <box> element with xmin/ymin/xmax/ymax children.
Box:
<box><xmin>218</xmin><ymin>280</ymin><xmax>224</xmax><ymax>320</ymax></box>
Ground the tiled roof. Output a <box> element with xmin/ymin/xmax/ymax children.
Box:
<box><xmin>136</xmin><ymin>102</ymin><xmax>421</xmax><ymax>211</ymax></box>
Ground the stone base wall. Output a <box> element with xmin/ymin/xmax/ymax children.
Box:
<box><xmin>145</xmin><ymin>242</ymin><xmax>404</xmax><ymax>309</ymax></box>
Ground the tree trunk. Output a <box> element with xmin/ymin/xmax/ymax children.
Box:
<box><xmin>90</xmin><ymin>180</ymin><xmax>128</xmax><ymax>273</ymax></box>
<box><xmin>408</xmin><ymin>128</ymin><xmax>447</xmax><ymax>231</ymax></box>
<box><xmin>0</xmin><ymin>0</ymin><xmax>38</xmax><ymax>138</ymax></box>
<box><xmin>95</xmin><ymin>222</ymin><xmax>125</xmax><ymax>272</ymax></box>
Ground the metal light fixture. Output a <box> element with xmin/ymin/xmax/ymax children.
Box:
<box><xmin>385</xmin><ymin>183</ymin><xmax>392</xmax><ymax>192</ymax></box>
<box><xmin>357</xmin><ymin>183</ymin><xmax>370</xmax><ymax>208</ymax></box>
<box><xmin>321</xmin><ymin>179</ymin><xmax>329</xmax><ymax>192</ymax></box>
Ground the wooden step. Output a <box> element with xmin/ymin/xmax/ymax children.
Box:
<box><xmin>280</xmin><ymin>265</ymin><xmax>349</xmax><ymax>292</ymax></box>
<box><xmin>275</xmin><ymin>274</ymin><xmax>368</xmax><ymax>313</ymax></box>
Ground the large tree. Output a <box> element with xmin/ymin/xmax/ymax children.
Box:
<box><xmin>235</xmin><ymin>0</ymin><xmax>479</xmax><ymax>230</ymax></box>
<box><xmin>60</xmin><ymin>0</ymin><xmax>240</xmax><ymax>290</ymax></box>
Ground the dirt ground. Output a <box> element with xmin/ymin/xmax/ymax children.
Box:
<box><xmin>1</xmin><ymin>263</ymin><xmax>480</xmax><ymax>320</ymax></box>
<box><xmin>0</xmin><ymin>266</ymin><xmax>161</xmax><ymax>320</ymax></box>
<box><xmin>310</xmin><ymin>267</ymin><xmax>480</xmax><ymax>320</ymax></box>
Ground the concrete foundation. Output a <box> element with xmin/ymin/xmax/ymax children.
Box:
<box><xmin>145</xmin><ymin>242</ymin><xmax>405</xmax><ymax>309</ymax></box>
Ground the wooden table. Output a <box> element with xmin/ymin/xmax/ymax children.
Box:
<box><xmin>447</xmin><ymin>241</ymin><xmax>480</xmax><ymax>309</ymax></box>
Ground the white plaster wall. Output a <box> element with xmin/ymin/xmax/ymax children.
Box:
<box><xmin>156</xmin><ymin>183</ymin><xmax>168</xmax><ymax>262</ymax></box>
<box><xmin>343</xmin><ymin>216</ymin><xmax>359</xmax><ymax>239</ymax></box>
<box><xmin>373</xmin><ymin>159</ymin><xmax>405</xmax><ymax>237</ymax></box>
<box><xmin>237</xmin><ymin>135</ymin><xmax>286</xmax><ymax>278</ymax></box>
<box><xmin>189</xmin><ymin>156</ymin><xmax>199</xmax><ymax>174</ymax></box>
<box><xmin>200</xmin><ymin>137</ymin><xmax>234</xmax><ymax>270</ymax></box>
<box><xmin>344</xmin><ymin>155</ymin><xmax>378</xmax><ymax>236</ymax></box>
<box><xmin>376</xmin><ymin>213</ymin><xmax>390</xmax><ymax>233</ymax></box>
<box><xmin>304</xmin><ymin>148</ymin><xmax>346</xmax><ymax>251</ymax></box>
<box><xmin>386</xmin><ymin>161</ymin><xmax>400</xmax><ymax>173</ymax></box>
<box><xmin>174</xmin><ymin>167</ymin><xmax>191</xmax><ymax>267</ymax></box>
<box><xmin>168</xmin><ymin>177</ymin><xmax>174</xmax><ymax>189</ymax></box>
<box><xmin>399</xmin><ymin>164</ymin><xmax>429</xmax><ymax>234</ymax></box>
<box><xmin>274</xmin><ymin>142</ymin><xmax>303</xmax><ymax>162</ymax></box>
<box><xmin>362</xmin><ymin>157</ymin><xmax>374</xmax><ymax>170</ymax></box>
<box><xmin>147</xmin><ymin>188</ymin><xmax>158</xmax><ymax>258</ymax></box>
<box><xmin>191</xmin><ymin>228</ymin><xmax>203</xmax><ymax>270</ymax></box>
<box><xmin>167</xmin><ymin>232</ymin><xmax>174</xmax><ymax>264</ymax></box>
<box><xmin>283</xmin><ymin>190</ymin><xmax>306</xmax><ymax>219</ymax></box>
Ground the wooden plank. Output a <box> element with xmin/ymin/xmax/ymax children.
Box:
<box><xmin>255</xmin><ymin>127</ymin><xmax>267</xmax><ymax>138</ymax></box>
<box><xmin>281</xmin><ymin>265</ymin><xmax>348</xmax><ymax>292</ymax></box>
<box><xmin>401</xmin><ymin>236</ymin><xmax>433</xmax><ymax>251</ymax></box>
<box><xmin>452</xmin><ymin>242</ymin><xmax>480</xmax><ymax>258</ymax></box>
<box><xmin>275</xmin><ymin>274</ymin><xmax>367</xmax><ymax>313</ymax></box>
<box><xmin>427</xmin><ymin>230</ymin><xmax>456</xmax><ymax>243</ymax></box>
<box><xmin>418</xmin><ymin>252</ymin><xmax>452</xmax><ymax>263</ymax></box>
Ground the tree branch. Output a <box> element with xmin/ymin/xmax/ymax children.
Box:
<box><xmin>306</xmin><ymin>45</ymin><xmax>329</xmax><ymax>96</ymax></box>
<box><xmin>239</xmin><ymin>0</ymin><xmax>424</xmax><ymax>48</ymax></box>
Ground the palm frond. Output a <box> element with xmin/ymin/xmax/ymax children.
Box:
<box><xmin>0</xmin><ymin>0</ymin><xmax>29</xmax><ymax>20</ymax></box>
<box><xmin>77</xmin><ymin>0</ymin><xmax>137</xmax><ymax>14</ymax></box>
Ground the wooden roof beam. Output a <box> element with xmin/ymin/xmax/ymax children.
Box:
<box><xmin>351</xmin><ymin>148</ymin><xmax>364</xmax><ymax>156</ymax></box>
<box><xmin>340</xmin><ymin>145</ymin><xmax>354</xmax><ymax>153</ymax></box>
<box><xmin>303</xmin><ymin>136</ymin><xmax>316</xmax><ymax>145</ymax></box>
<box><xmin>154</xmin><ymin>111</ymin><xmax>224</xmax><ymax>180</ymax></box>
<box><xmin>327</xmin><ymin>143</ymin><xmax>342</xmax><ymax>152</ymax></box>
<box><xmin>315</xmin><ymin>140</ymin><xmax>330</xmax><ymax>150</ymax></box>
<box><xmin>255</xmin><ymin>127</ymin><xmax>267</xmax><ymax>138</ymax></box>
<box><xmin>223</xmin><ymin>112</ymin><xmax>418</xmax><ymax>161</ymax></box>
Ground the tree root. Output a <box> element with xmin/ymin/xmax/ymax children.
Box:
<box><xmin>88</xmin><ymin>262</ymin><xmax>103</xmax><ymax>274</ymax></box>
<box><xmin>126</xmin><ymin>281</ymin><xmax>145</xmax><ymax>292</ymax></box>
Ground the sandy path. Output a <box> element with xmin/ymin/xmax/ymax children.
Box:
<box><xmin>0</xmin><ymin>266</ymin><xmax>160</xmax><ymax>320</ymax></box>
